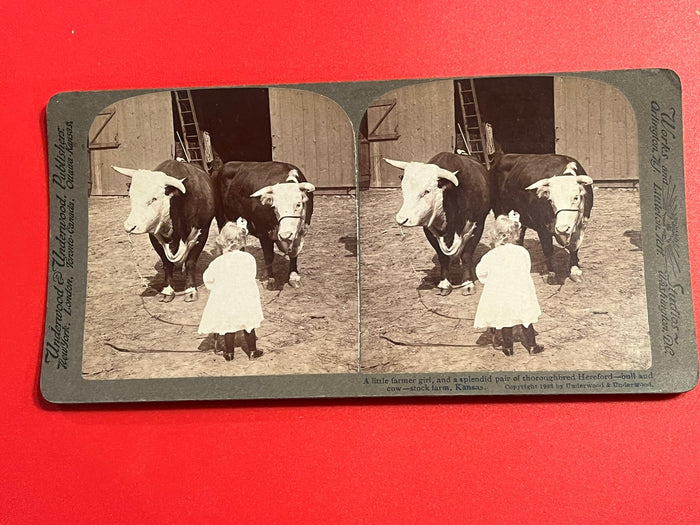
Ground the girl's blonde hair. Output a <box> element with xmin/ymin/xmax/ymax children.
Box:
<box><xmin>490</xmin><ymin>214</ymin><xmax>520</xmax><ymax>247</ymax></box>
<box><xmin>215</xmin><ymin>219</ymin><xmax>248</xmax><ymax>254</ymax></box>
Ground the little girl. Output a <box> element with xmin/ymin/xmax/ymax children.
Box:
<box><xmin>198</xmin><ymin>218</ymin><xmax>264</xmax><ymax>361</ymax></box>
<box><xmin>474</xmin><ymin>211</ymin><xmax>544</xmax><ymax>356</ymax></box>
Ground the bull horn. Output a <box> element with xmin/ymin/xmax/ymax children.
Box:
<box><xmin>384</xmin><ymin>158</ymin><xmax>410</xmax><ymax>170</ymax></box>
<box><xmin>162</xmin><ymin>174</ymin><xmax>187</xmax><ymax>194</ymax></box>
<box><xmin>298</xmin><ymin>182</ymin><xmax>316</xmax><ymax>193</ymax></box>
<box><xmin>576</xmin><ymin>175</ymin><xmax>594</xmax><ymax>185</ymax></box>
<box><xmin>437</xmin><ymin>169</ymin><xmax>459</xmax><ymax>187</ymax></box>
<box><xmin>526</xmin><ymin>178</ymin><xmax>551</xmax><ymax>191</ymax></box>
<box><xmin>112</xmin><ymin>166</ymin><xmax>140</xmax><ymax>178</ymax></box>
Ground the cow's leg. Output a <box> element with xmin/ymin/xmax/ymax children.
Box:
<box><xmin>517</xmin><ymin>226</ymin><xmax>527</xmax><ymax>246</ymax></box>
<box><xmin>259</xmin><ymin>236</ymin><xmax>277</xmax><ymax>289</ymax></box>
<box><xmin>149</xmin><ymin>234</ymin><xmax>175</xmax><ymax>302</ymax></box>
<box><xmin>423</xmin><ymin>227</ymin><xmax>451</xmax><ymax>295</ymax></box>
<box><xmin>536</xmin><ymin>229</ymin><xmax>557</xmax><ymax>284</ymax></box>
<box><xmin>568</xmin><ymin>221</ymin><xmax>587</xmax><ymax>282</ymax></box>
<box><xmin>288</xmin><ymin>256</ymin><xmax>301</xmax><ymax>288</ymax></box>
<box><xmin>458</xmin><ymin>221</ymin><xmax>485</xmax><ymax>295</ymax></box>
<box><xmin>287</xmin><ymin>225</ymin><xmax>308</xmax><ymax>288</ymax></box>
<box><xmin>181</xmin><ymin>229</ymin><xmax>209</xmax><ymax>302</ymax></box>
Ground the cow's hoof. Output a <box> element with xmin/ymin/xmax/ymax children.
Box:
<box><xmin>528</xmin><ymin>345</ymin><xmax>545</xmax><ymax>355</ymax></box>
<box><xmin>159</xmin><ymin>293</ymin><xmax>175</xmax><ymax>303</ymax></box>
<box><xmin>502</xmin><ymin>347</ymin><xmax>514</xmax><ymax>357</ymax></box>
<box><xmin>249</xmin><ymin>349</ymin><xmax>264</xmax><ymax>359</ymax></box>
<box><xmin>288</xmin><ymin>272</ymin><xmax>301</xmax><ymax>288</ymax></box>
<box><xmin>570</xmin><ymin>266</ymin><xmax>583</xmax><ymax>282</ymax></box>
<box><xmin>437</xmin><ymin>287</ymin><xmax>452</xmax><ymax>296</ymax></box>
<box><xmin>183</xmin><ymin>290</ymin><xmax>198</xmax><ymax>302</ymax></box>
<box><xmin>546</xmin><ymin>272</ymin><xmax>558</xmax><ymax>285</ymax></box>
<box><xmin>266</xmin><ymin>278</ymin><xmax>277</xmax><ymax>290</ymax></box>
<box><xmin>460</xmin><ymin>281</ymin><xmax>475</xmax><ymax>296</ymax></box>
<box><xmin>223</xmin><ymin>351</ymin><xmax>234</xmax><ymax>361</ymax></box>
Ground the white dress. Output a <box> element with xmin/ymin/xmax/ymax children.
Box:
<box><xmin>198</xmin><ymin>250</ymin><xmax>264</xmax><ymax>335</ymax></box>
<box><xmin>473</xmin><ymin>243</ymin><xmax>542</xmax><ymax>330</ymax></box>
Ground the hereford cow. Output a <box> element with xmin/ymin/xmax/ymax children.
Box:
<box><xmin>489</xmin><ymin>152</ymin><xmax>594</xmax><ymax>283</ymax></box>
<box><xmin>386</xmin><ymin>152</ymin><xmax>490</xmax><ymax>295</ymax></box>
<box><xmin>212</xmin><ymin>161</ymin><xmax>315</xmax><ymax>289</ymax></box>
<box><xmin>114</xmin><ymin>160</ymin><xmax>216</xmax><ymax>302</ymax></box>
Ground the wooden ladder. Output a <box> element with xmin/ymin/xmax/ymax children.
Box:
<box><xmin>174</xmin><ymin>90</ymin><xmax>207</xmax><ymax>171</ymax></box>
<box><xmin>456</xmin><ymin>79</ymin><xmax>491</xmax><ymax>169</ymax></box>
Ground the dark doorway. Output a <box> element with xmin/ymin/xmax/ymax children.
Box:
<box><xmin>469</xmin><ymin>77</ymin><xmax>555</xmax><ymax>154</ymax></box>
<box><xmin>175</xmin><ymin>88</ymin><xmax>272</xmax><ymax>162</ymax></box>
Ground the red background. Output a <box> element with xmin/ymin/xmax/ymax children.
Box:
<box><xmin>2</xmin><ymin>1</ymin><xmax>699</xmax><ymax>522</ymax></box>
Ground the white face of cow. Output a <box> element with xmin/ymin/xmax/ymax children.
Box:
<box><xmin>250</xmin><ymin>181</ymin><xmax>315</xmax><ymax>254</ymax></box>
<box><xmin>113</xmin><ymin>167</ymin><xmax>186</xmax><ymax>235</ymax></box>
<box><xmin>386</xmin><ymin>159</ymin><xmax>459</xmax><ymax>228</ymax></box>
<box><xmin>527</xmin><ymin>174</ymin><xmax>593</xmax><ymax>246</ymax></box>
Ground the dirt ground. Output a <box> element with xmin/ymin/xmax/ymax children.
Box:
<box><xmin>359</xmin><ymin>187</ymin><xmax>652</xmax><ymax>373</ymax></box>
<box><xmin>82</xmin><ymin>195</ymin><xmax>359</xmax><ymax>380</ymax></box>
<box><xmin>83</xmin><ymin>187</ymin><xmax>650</xmax><ymax>380</ymax></box>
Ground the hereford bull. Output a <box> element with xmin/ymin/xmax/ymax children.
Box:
<box><xmin>212</xmin><ymin>161</ymin><xmax>315</xmax><ymax>289</ymax></box>
<box><xmin>489</xmin><ymin>152</ymin><xmax>594</xmax><ymax>283</ymax></box>
<box><xmin>113</xmin><ymin>160</ymin><xmax>216</xmax><ymax>302</ymax></box>
<box><xmin>386</xmin><ymin>152</ymin><xmax>490</xmax><ymax>295</ymax></box>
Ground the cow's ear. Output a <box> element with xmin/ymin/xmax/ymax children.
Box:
<box><xmin>298</xmin><ymin>182</ymin><xmax>316</xmax><ymax>193</ymax></box>
<box><xmin>251</xmin><ymin>186</ymin><xmax>275</xmax><ymax>206</ymax></box>
<box><xmin>576</xmin><ymin>175</ymin><xmax>593</xmax><ymax>186</ymax></box>
<box><xmin>526</xmin><ymin>178</ymin><xmax>550</xmax><ymax>199</ymax></box>
<box><xmin>384</xmin><ymin>158</ymin><xmax>410</xmax><ymax>171</ymax></box>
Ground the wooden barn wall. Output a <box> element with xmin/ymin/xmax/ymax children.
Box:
<box><xmin>89</xmin><ymin>92</ymin><xmax>174</xmax><ymax>196</ymax></box>
<box><xmin>268</xmin><ymin>88</ymin><xmax>355</xmax><ymax>188</ymax></box>
<box><xmin>554</xmin><ymin>77</ymin><xmax>638</xmax><ymax>181</ymax></box>
<box><xmin>368</xmin><ymin>80</ymin><xmax>455</xmax><ymax>188</ymax></box>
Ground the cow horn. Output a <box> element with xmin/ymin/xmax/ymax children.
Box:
<box><xmin>162</xmin><ymin>174</ymin><xmax>187</xmax><ymax>194</ymax></box>
<box><xmin>384</xmin><ymin>158</ymin><xmax>410</xmax><ymax>170</ymax></box>
<box><xmin>576</xmin><ymin>175</ymin><xmax>594</xmax><ymax>185</ymax></box>
<box><xmin>526</xmin><ymin>178</ymin><xmax>551</xmax><ymax>191</ymax></box>
<box><xmin>437</xmin><ymin>170</ymin><xmax>459</xmax><ymax>187</ymax></box>
<box><xmin>112</xmin><ymin>166</ymin><xmax>140</xmax><ymax>178</ymax></box>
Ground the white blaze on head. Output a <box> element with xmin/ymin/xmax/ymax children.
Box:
<box><xmin>250</xmin><ymin>179</ymin><xmax>315</xmax><ymax>252</ymax></box>
<box><xmin>526</xmin><ymin>171</ymin><xmax>593</xmax><ymax>244</ymax></box>
<box><xmin>385</xmin><ymin>159</ymin><xmax>459</xmax><ymax>228</ymax></box>
<box><xmin>113</xmin><ymin>166</ymin><xmax>186</xmax><ymax>234</ymax></box>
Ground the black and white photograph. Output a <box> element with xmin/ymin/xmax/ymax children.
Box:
<box><xmin>41</xmin><ymin>69</ymin><xmax>696</xmax><ymax>402</ymax></box>
<box><xmin>81</xmin><ymin>88</ymin><xmax>359</xmax><ymax>379</ymax></box>
<box><xmin>359</xmin><ymin>76</ymin><xmax>652</xmax><ymax>373</ymax></box>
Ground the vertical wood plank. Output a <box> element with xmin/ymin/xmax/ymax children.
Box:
<box><xmin>555</xmin><ymin>77</ymin><xmax>637</xmax><ymax>181</ymax></box>
<box><xmin>89</xmin><ymin>92</ymin><xmax>173</xmax><ymax>195</ymax></box>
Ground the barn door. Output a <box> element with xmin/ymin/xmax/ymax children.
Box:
<box><xmin>88</xmin><ymin>92</ymin><xmax>174</xmax><ymax>196</ymax></box>
<box><xmin>88</xmin><ymin>105</ymin><xmax>121</xmax><ymax>195</ymax></box>
<box><xmin>363</xmin><ymin>80</ymin><xmax>455</xmax><ymax>188</ymax></box>
<box><xmin>268</xmin><ymin>88</ymin><xmax>355</xmax><ymax>189</ymax></box>
<box><xmin>366</xmin><ymin>99</ymin><xmax>400</xmax><ymax>188</ymax></box>
<box><xmin>554</xmin><ymin>76</ymin><xmax>638</xmax><ymax>184</ymax></box>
